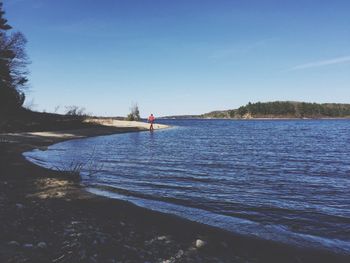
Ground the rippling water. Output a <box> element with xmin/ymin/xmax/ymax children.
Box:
<box><xmin>24</xmin><ymin>119</ymin><xmax>350</xmax><ymax>254</ymax></box>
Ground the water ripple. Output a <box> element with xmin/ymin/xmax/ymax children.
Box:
<box><xmin>24</xmin><ymin>119</ymin><xmax>350</xmax><ymax>254</ymax></box>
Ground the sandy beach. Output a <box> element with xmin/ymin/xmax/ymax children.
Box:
<box><xmin>0</xmin><ymin>120</ymin><xmax>348</xmax><ymax>263</ymax></box>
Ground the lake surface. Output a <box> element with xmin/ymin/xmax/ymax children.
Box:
<box><xmin>24</xmin><ymin>119</ymin><xmax>350</xmax><ymax>254</ymax></box>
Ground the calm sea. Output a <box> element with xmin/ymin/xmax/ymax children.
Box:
<box><xmin>24</xmin><ymin>119</ymin><xmax>350</xmax><ymax>254</ymax></box>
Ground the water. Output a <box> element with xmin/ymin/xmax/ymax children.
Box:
<box><xmin>24</xmin><ymin>119</ymin><xmax>350</xmax><ymax>254</ymax></box>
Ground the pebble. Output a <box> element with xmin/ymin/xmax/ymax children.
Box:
<box><xmin>23</xmin><ymin>243</ymin><xmax>34</xmax><ymax>249</ymax></box>
<box><xmin>195</xmin><ymin>239</ymin><xmax>207</xmax><ymax>248</ymax></box>
<box><xmin>221</xmin><ymin>241</ymin><xmax>228</xmax><ymax>248</ymax></box>
<box><xmin>8</xmin><ymin>241</ymin><xmax>20</xmax><ymax>247</ymax></box>
<box><xmin>98</xmin><ymin>236</ymin><xmax>107</xmax><ymax>244</ymax></box>
<box><xmin>37</xmin><ymin>242</ymin><xmax>47</xmax><ymax>249</ymax></box>
<box><xmin>123</xmin><ymin>245</ymin><xmax>137</xmax><ymax>252</ymax></box>
<box><xmin>16</xmin><ymin>203</ymin><xmax>24</xmax><ymax>209</ymax></box>
<box><xmin>89</xmin><ymin>256</ymin><xmax>97</xmax><ymax>263</ymax></box>
<box><xmin>175</xmin><ymin>249</ymin><xmax>184</xmax><ymax>258</ymax></box>
<box><xmin>79</xmin><ymin>249</ymin><xmax>87</xmax><ymax>259</ymax></box>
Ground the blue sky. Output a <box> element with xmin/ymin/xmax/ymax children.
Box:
<box><xmin>4</xmin><ymin>0</ymin><xmax>350</xmax><ymax>117</ymax></box>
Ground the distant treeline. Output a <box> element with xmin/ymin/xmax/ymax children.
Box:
<box><xmin>201</xmin><ymin>101</ymin><xmax>350</xmax><ymax>119</ymax></box>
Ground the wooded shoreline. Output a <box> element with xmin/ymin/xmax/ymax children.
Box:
<box><xmin>162</xmin><ymin>101</ymin><xmax>350</xmax><ymax>119</ymax></box>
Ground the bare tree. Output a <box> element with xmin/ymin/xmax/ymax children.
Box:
<box><xmin>0</xmin><ymin>2</ymin><xmax>29</xmax><ymax>115</ymax></box>
<box><xmin>65</xmin><ymin>105</ymin><xmax>86</xmax><ymax>116</ymax></box>
<box><xmin>127</xmin><ymin>103</ymin><xmax>140</xmax><ymax>121</ymax></box>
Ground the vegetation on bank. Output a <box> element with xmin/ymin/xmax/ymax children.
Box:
<box><xmin>0</xmin><ymin>108</ymin><xmax>93</xmax><ymax>133</ymax></box>
<box><xmin>126</xmin><ymin>103</ymin><xmax>141</xmax><ymax>121</ymax></box>
<box><xmin>200</xmin><ymin>101</ymin><xmax>350</xmax><ymax>119</ymax></box>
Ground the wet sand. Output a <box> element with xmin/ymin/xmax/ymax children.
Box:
<box><xmin>0</xmin><ymin>120</ymin><xmax>348</xmax><ymax>262</ymax></box>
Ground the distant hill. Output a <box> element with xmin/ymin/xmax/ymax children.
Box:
<box><xmin>163</xmin><ymin>101</ymin><xmax>350</xmax><ymax>119</ymax></box>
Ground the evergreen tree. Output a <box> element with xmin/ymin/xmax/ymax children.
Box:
<box><xmin>0</xmin><ymin>2</ymin><xmax>29</xmax><ymax>116</ymax></box>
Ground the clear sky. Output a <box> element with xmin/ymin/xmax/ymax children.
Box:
<box><xmin>4</xmin><ymin>0</ymin><xmax>350</xmax><ymax>117</ymax></box>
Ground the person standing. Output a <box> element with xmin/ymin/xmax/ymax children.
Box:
<box><xmin>148</xmin><ymin>113</ymin><xmax>155</xmax><ymax>131</ymax></box>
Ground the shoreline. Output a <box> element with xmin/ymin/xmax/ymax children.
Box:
<box><xmin>1</xmin><ymin>121</ymin><xmax>349</xmax><ymax>262</ymax></box>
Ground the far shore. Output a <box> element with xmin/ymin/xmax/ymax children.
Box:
<box><xmin>160</xmin><ymin>116</ymin><xmax>350</xmax><ymax>120</ymax></box>
<box><xmin>0</xmin><ymin>118</ymin><xmax>348</xmax><ymax>262</ymax></box>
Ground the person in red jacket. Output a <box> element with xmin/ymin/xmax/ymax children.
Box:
<box><xmin>148</xmin><ymin>113</ymin><xmax>155</xmax><ymax>131</ymax></box>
